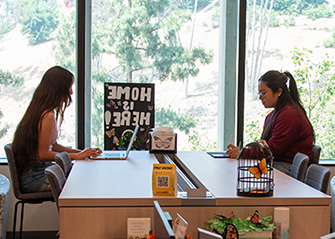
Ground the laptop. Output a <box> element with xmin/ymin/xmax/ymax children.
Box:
<box><xmin>92</xmin><ymin>124</ymin><xmax>139</xmax><ymax>160</ymax></box>
<box><xmin>207</xmin><ymin>151</ymin><xmax>230</xmax><ymax>158</ymax></box>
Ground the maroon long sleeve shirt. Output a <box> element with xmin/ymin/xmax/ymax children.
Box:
<box><xmin>263</xmin><ymin>104</ymin><xmax>314</xmax><ymax>164</ymax></box>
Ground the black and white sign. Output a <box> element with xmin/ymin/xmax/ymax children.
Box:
<box><xmin>104</xmin><ymin>83</ymin><xmax>155</xmax><ymax>150</ymax></box>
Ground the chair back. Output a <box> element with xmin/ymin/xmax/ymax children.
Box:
<box><xmin>4</xmin><ymin>143</ymin><xmax>53</xmax><ymax>200</ymax></box>
<box><xmin>331</xmin><ymin>176</ymin><xmax>335</xmax><ymax>233</ymax></box>
<box><xmin>289</xmin><ymin>152</ymin><xmax>309</xmax><ymax>182</ymax></box>
<box><xmin>54</xmin><ymin>151</ymin><xmax>72</xmax><ymax>177</ymax></box>
<box><xmin>45</xmin><ymin>164</ymin><xmax>66</xmax><ymax>210</ymax></box>
<box><xmin>4</xmin><ymin>143</ymin><xmax>23</xmax><ymax>199</ymax></box>
<box><xmin>312</xmin><ymin>145</ymin><xmax>321</xmax><ymax>164</ymax></box>
<box><xmin>304</xmin><ymin>164</ymin><xmax>330</xmax><ymax>194</ymax></box>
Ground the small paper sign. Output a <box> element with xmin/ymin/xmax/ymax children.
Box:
<box><xmin>127</xmin><ymin>218</ymin><xmax>151</xmax><ymax>239</ymax></box>
<box><xmin>152</xmin><ymin>164</ymin><xmax>177</xmax><ymax>196</ymax></box>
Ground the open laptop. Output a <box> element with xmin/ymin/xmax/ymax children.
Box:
<box><xmin>92</xmin><ymin>124</ymin><xmax>139</xmax><ymax>160</ymax></box>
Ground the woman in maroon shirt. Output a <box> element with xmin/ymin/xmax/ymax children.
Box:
<box><xmin>227</xmin><ymin>70</ymin><xmax>314</xmax><ymax>174</ymax></box>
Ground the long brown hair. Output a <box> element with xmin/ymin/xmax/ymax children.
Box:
<box><xmin>12</xmin><ymin>66</ymin><xmax>74</xmax><ymax>178</ymax></box>
<box><xmin>260</xmin><ymin>70</ymin><xmax>314</xmax><ymax>142</ymax></box>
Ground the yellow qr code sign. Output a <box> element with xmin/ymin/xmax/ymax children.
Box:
<box><xmin>152</xmin><ymin>164</ymin><xmax>176</xmax><ymax>196</ymax></box>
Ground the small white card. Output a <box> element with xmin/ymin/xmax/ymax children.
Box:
<box><xmin>127</xmin><ymin>218</ymin><xmax>151</xmax><ymax>239</ymax></box>
<box><xmin>173</xmin><ymin>213</ymin><xmax>188</xmax><ymax>239</ymax></box>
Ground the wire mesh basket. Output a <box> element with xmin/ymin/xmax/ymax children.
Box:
<box><xmin>237</xmin><ymin>140</ymin><xmax>274</xmax><ymax>197</ymax></box>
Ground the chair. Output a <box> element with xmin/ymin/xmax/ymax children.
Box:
<box><xmin>45</xmin><ymin>164</ymin><xmax>66</xmax><ymax>211</ymax></box>
<box><xmin>54</xmin><ymin>151</ymin><xmax>72</xmax><ymax>178</ymax></box>
<box><xmin>304</xmin><ymin>164</ymin><xmax>331</xmax><ymax>194</ymax></box>
<box><xmin>4</xmin><ymin>143</ymin><xmax>54</xmax><ymax>239</ymax></box>
<box><xmin>312</xmin><ymin>145</ymin><xmax>321</xmax><ymax>164</ymax></box>
<box><xmin>331</xmin><ymin>176</ymin><xmax>335</xmax><ymax>232</ymax></box>
<box><xmin>289</xmin><ymin>152</ymin><xmax>309</xmax><ymax>182</ymax></box>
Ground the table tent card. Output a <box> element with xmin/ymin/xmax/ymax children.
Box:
<box><xmin>127</xmin><ymin>218</ymin><xmax>151</xmax><ymax>239</ymax></box>
<box><xmin>149</xmin><ymin>126</ymin><xmax>177</xmax><ymax>153</ymax></box>
<box><xmin>152</xmin><ymin>163</ymin><xmax>177</xmax><ymax>196</ymax></box>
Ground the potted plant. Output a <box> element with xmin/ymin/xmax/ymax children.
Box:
<box><xmin>204</xmin><ymin>212</ymin><xmax>275</xmax><ymax>239</ymax></box>
<box><xmin>118</xmin><ymin>131</ymin><xmax>141</xmax><ymax>150</ymax></box>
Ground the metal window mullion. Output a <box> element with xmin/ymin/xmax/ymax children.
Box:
<box><xmin>237</xmin><ymin>0</ymin><xmax>246</xmax><ymax>146</ymax></box>
<box><xmin>218</xmin><ymin>0</ymin><xmax>239</xmax><ymax>151</ymax></box>
<box><xmin>76</xmin><ymin>0</ymin><xmax>85</xmax><ymax>149</ymax></box>
<box><xmin>85</xmin><ymin>0</ymin><xmax>92</xmax><ymax>148</ymax></box>
<box><xmin>76</xmin><ymin>0</ymin><xmax>92</xmax><ymax>149</ymax></box>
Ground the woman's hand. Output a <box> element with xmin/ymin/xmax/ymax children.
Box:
<box><xmin>226</xmin><ymin>144</ymin><xmax>239</xmax><ymax>159</ymax></box>
<box><xmin>75</xmin><ymin>148</ymin><xmax>102</xmax><ymax>160</ymax></box>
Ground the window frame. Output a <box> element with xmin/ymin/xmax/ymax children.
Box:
<box><xmin>75</xmin><ymin>0</ymin><xmax>243</xmax><ymax>151</ymax></box>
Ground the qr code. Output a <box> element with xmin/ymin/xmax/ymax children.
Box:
<box><xmin>157</xmin><ymin>176</ymin><xmax>169</xmax><ymax>188</ymax></box>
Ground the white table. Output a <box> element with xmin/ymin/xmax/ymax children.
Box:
<box><xmin>59</xmin><ymin>151</ymin><xmax>331</xmax><ymax>239</ymax></box>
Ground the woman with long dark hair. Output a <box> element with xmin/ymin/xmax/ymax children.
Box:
<box><xmin>12</xmin><ymin>66</ymin><xmax>102</xmax><ymax>193</ymax></box>
<box><xmin>227</xmin><ymin>70</ymin><xmax>314</xmax><ymax>174</ymax></box>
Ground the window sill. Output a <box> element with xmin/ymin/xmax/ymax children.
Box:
<box><xmin>319</xmin><ymin>160</ymin><xmax>335</xmax><ymax>166</ymax></box>
<box><xmin>0</xmin><ymin>158</ymin><xmax>8</xmax><ymax>165</ymax></box>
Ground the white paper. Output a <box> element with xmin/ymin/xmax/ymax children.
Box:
<box><xmin>152</xmin><ymin>126</ymin><xmax>173</xmax><ymax>133</ymax></box>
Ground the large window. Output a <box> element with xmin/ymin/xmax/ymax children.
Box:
<box><xmin>0</xmin><ymin>0</ymin><xmax>76</xmax><ymax>157</ymax></box>
<box><xmin>243</xmin><ymin>0</ymin><xmax>335</xmax><ymax>159</ymax></box>
<box><xmin>0</xmin><ymin>0</ymin><xmax>221</xmax><ymax>157</ymax></box>
<box><xmin>5</xmin><ymin>0</ymin><xmax>333</xmax><ymax>159</ymax></box>
<box><xmin>90</xmin><ymin>0</ymin><xmax>219</xmax><ymax>151</ymax></box>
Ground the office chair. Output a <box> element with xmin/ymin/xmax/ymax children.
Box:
<box><xmin>289</xmin><ymin>152</ymin><xmax>309</xmax><ymax>182</ymax></box>
<box><xmin>4</xmin><ymin>144</ymin><xmax>54</xmax><ymax>239</ymax></box>
<box><xmin>312</xmin><ymin>145</ymin><xmax>321</xmax><ymax>164</ymax></box>
<box><xmin>45</xmin><ymin>164</ymin><xmax>66</xmax><ymax>211</ymax></box>
<box><xmin>304</xmin><ymin>164</ymin><xmax>330</xmax><ymax>194</ymax></box>
<box><xmin>331</xmin><ymin>176</ymin><xmax>335</xmax><ymax>233</ymax></box>
<box><xmin>54</xmin><ymin>151</ymin><xmax>72</xmax><ymax>178</ymax></box>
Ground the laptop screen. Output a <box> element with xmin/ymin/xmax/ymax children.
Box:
<box><xmin>125</xmin><ymin>124</ymin><xmax>140</xmax><ymax>156</ymax></box>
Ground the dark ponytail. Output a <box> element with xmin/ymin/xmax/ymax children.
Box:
<box><xmin>283</xmin><ymin>71</ymin><xmax>306</xmax><ymax>115</ymax></box>
<box><xmin>259</xmin><ymin>70</ymin><xmax>314</xmax><ymax>142</ymax></box>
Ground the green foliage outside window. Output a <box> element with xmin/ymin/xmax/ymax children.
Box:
<box><xmin>324</xmin><ymin>28</ymin><xmax>335</xmax><ymax>48</ymax></box>
<box><xmin>271</xmin><ymin>0</ymin><xmax>327</xmax><ymax>14</ymax></box>
<box><xmin>0</xmin><ymin>70</ymin><xmax>24</xmax><ymax>140</ymax></box>
<box><xmin>54</xmin><ymin>11</ymin><xmax>76</xmax><ymax>71</ymax></box>
<box><xmin>292</xmin><ymin>47</ymin><xmax>335</xmax><ymax>159</ymax></box>
<box><xmin>0</xmin><ymin>70</ymin><xmax>24</xmax><ymax>87</ymax></box>
<box><xmin>155</xmin><ymin>108</ymin><xmax>197</xmax><ymax>135</ymax></box>
<box><xmin>269</xmin><ymin>12</ymin><xmax>280</xmax><ymax>27</ymax></box>
<box><xmin>211</xmin><ymin>7</ymin><xmax>220</xmax><ymax>28</ymax></box>
<box><xmin>303</xmin><ymin>3</ymin><xmax>333</xmax><ymax>20</ymax></box>
<box><xmin>179</xmin><ymin>0</ymin><xmax>211</xmax><ymax>11</ymax></box>
<box><xmin>187</xmin><ymin>129</ymin><xmax>217</xmax><ymax>151</ymax></box>
<box><xmin>324</xmin><ymin>38</ymin><xmax>335</xmax><ymax>48</ymax></box>
<box><xmin>21</xmin><ymin>0</ymin><xmax>59</xmax><ymax>45</ymax></box>
<box><xmin>244</xmin><ymin>118</ymin><xmax>264</xmax><ymax>145</ymax></box>
<box><xmin>283</xmin><ymin>17</ymin><xmax>296</xmax><ymax>27</ymax></box>
<box><xmin>104</xmin><ymin>0</ymin><xmax>214</xmax><ymax>83</ymax></box>
<box><xmin>0</xmin><ymin>0</ymin><xmax>17</xmax><ymax>36</ymax></box>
